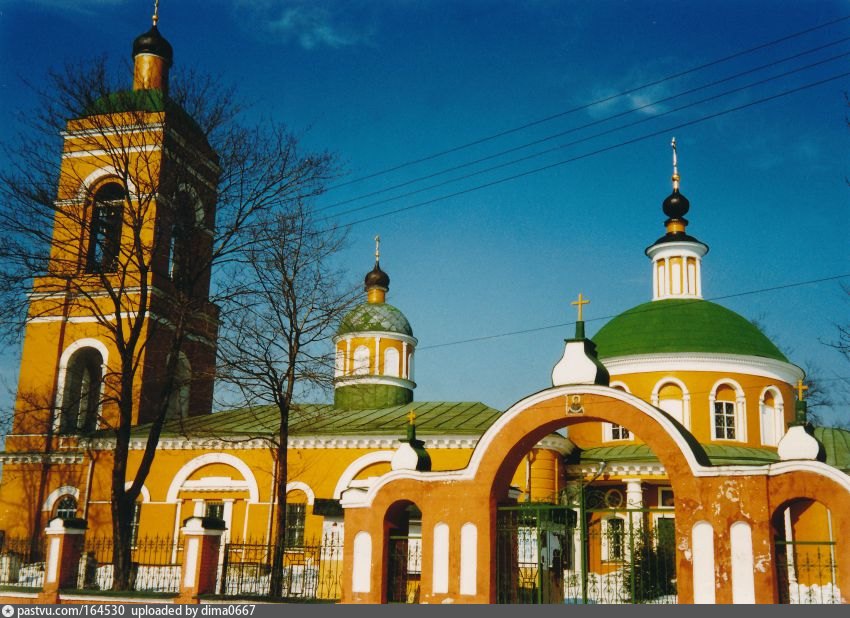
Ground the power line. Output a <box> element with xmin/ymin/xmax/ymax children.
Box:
<box><xmin>326</xmin><ymin>14</ymin><xmax>850</xmax><ymax>191</ymax></box>
<box><xmin>318</xmin><ymin>51</ymin><xmax>850</xmax><ymax>222</ymax></box>
<box><xmin>317</xmin><ymin>37</ymin><xmax>850</xmax><ymax>214</ymax></box>
<box><xmin>331</xmin><ymin>69</ymin><xmax>850</xmax><ymax>229</ymax></box>
<box><xmin>417</xmin><ymin>273</ymin><xmax>850</xmax><ymax>352</ymax></box>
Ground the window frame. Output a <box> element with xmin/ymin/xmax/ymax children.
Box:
<box><xmin>86</xmin><ymin>184</ymin><xmax>124</xmax><ymax>274</ymax></box>
<box><xmin>285</xmin><ymin>502</ymin><xmax>307</xmax><ymax>548</ymax></box>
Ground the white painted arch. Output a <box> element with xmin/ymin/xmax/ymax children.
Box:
<box><xmin>78</xmin><ymin>166</ymin><xmax>138</xmax><ymax>197</ymax></box>
<box><xmin>42</xmin><ymin>486</ymin><xmax>80</xmax><ymax>512</ymax></box>
<box><xmin>333</xmin><ymin>451</ymin><xmax>395</xmax><ymax>500</ymax></box>
<box><xmin>166</xmin><ymin>453</ymin><xmax>260</xmax><ymax>503</ymax></box>
<box><xmin>124</xmin><ymin>481</ymin><xmax>151</xmax><ymax>503</ymax></box>
<box><xmin>285</xmin><ymin>481</ymin><xmax>315</xmax><ymax>506</ymax></box>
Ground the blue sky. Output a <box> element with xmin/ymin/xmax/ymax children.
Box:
<box><xmin>0</xmin><ymin>1</ymin><xmax>848</xmax><ymax>424</ymax></box>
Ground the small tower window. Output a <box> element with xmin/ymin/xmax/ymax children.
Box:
<box><xmin>353</xmin><ymin>346</ymin><xmax>370</xmax><ymax>375</ymax></box>
<box><xmin>165</xmin><ymin>353</ymin><xmax>191</xmax><ymax>420</ymax></box>
<box><xmin>168</xmin><ymin>190</ymin><xmax>197</xmax><ymax>290</ymax></box>
<box><xmin>384</xmin><ymin>348</ymin><xmax>400</xmax><ymax>377</ymax></box>
<box><xmin>86</xmin><ymin>183</ymin><xmax>124</xmax><ymax>273</ymax></box>
<box><xmin>60</xmin><ymin>347</ymin><xmax>103</xmax><ymax>434</ymax></box>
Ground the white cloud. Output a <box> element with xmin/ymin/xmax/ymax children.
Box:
<box><xmin>237</xmin><ymin>1</ymin><xmax>374</xmax><ymax>50</ymax></box>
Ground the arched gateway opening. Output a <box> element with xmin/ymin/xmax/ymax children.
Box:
<box><xmin>482</xmin><ymin>388</ymin><xmax>698</xmax><ymax>604</ymax></box>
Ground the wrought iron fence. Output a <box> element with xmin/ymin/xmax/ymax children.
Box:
<box><xmin>76</xmin><ymin>536</ymin><xmax>183</xmax><ymax>593</ymax></box>
<box><xmin>219</xmin><ymin>534</ymin><xmax>343</xmax><ymax>600</ymax></box>
<box><xmin>775</xmin><ymin>540</ymin><xmax>840</xmax><ymax>604</ymax></box>
<box><xmin>496</xmin><ymin>503</ymin><xmax>677</xmax><ymax>604</ymax></box>
<box><xmin>0</xmin><ymin>537</ymin><xmax>46</xmax><ymax>589</ymax></box>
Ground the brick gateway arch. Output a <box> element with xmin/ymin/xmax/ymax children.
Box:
<box><xmin>340</xmin><ymin>385</ymin><xmax>850</xmax><ymax>604</ymax></box>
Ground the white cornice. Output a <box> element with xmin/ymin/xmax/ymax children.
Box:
<box><xmin>62</xmin><ymin>123</ymin><xmax>166</xmax><ymax>139</ymax></box>
<box><xmin>334</xmin><ymin>331</ymin><xmax>418</xmax><ymax>346</ymax></box>
<box><xmin>0</xmin><ymin>452</ymin><xmax>83</xmax><ymax>464</ymax></box>
<box><xmin>88</xmin><ymin>432</ymin><xmax>572</xmax><ymax>454</ymax></box>
<box><xmin>567</xmin><ymin>463</ymin><xmax>667</xmax><ymax>476</ymax></box>
<box><xmin>601</xmin><ymin>352</ymin><xmax>804</xmax><ymax>385</ymax></box>
<box><xmin>333</xmin><ymin>375</ymin><xmax>416</xmax><ymax>390</ymax></box>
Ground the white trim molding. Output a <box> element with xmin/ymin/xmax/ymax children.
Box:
<box><xmin>603</xmin><ymin>352</ymin><xmax>804</xmax><ymax>385</ymax></box>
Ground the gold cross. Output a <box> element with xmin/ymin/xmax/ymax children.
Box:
<box><xmin>407</xmin><ymin>410</ymin><xmax>416</xmax><ymax>425</ymax></box>
<box><xmin>796</xmin><ymin>380</ymin><xmax>808</xmax><ymax>401</ymax></box>
<box><xmin>571</xmin><ymin>293</ymin><xmax>590</xmax><ymax>321</ymax></box>
<box><xmin>375</xmin><ymin>235</ymin><xmax>381</xmax><ymax>262</ymax></box>
<box><xmin>153</xmin><ymin>0</ymin><xmax>160</xmax><ymax>26</ymax></box>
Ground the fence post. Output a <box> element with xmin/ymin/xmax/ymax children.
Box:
<box><xmin>177</xmin><ymin>516</ymin><xmax>226</xmax><ymax>603</ymax></box>
<box><xmin>39</xmin><ymin>517</ymin><xmax>87</xmax><ymax>602</ymax></box>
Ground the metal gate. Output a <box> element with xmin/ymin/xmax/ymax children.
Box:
<box><xmin>386</xmin><ymin>535</ymin><xmax>422</xmax><ymax>603</ymax></box>
<box><xmin>775</xmin><ymin>539</ymin><xmax>840</xmax><ymax>604</ymax></box>
<box><xmin>496</xmin><ymin>489</ymin><xmax>677</xmax><ymax>604</ymax></box>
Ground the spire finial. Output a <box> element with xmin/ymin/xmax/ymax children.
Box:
<box><xmin>374</xmin><ymin>235</ymin><xmax>381</xmax><ymax>264</ymax></box>
<box><xmin>571</xmin><ymin>293</ymin><xmax>590</xmax><ymax>322</ymax></box>
<box><xmin>796</xmin><ymin>379</ymin><xmax>809</xmax><ymax>401</ymax></box>
<box><xmin>671</xmin><ymin>137</ymin><xmax>680</xmax><ymax>191</ymax></box>
<box><xmin>152</xmin><ymin>0</ymin><xmax>160</xmax><ymax>26</ymax></box>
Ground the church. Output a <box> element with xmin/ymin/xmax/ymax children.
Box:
<box><xmin>0</xmin><ymin>15</ymin><xmax>848</xmax><ymax>605</ymax></box>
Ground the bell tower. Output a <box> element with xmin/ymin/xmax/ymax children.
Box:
<box><xmin>8</xmin><ymin>12</ymin><xmax>220</xmax><ymax>457</ymax></box>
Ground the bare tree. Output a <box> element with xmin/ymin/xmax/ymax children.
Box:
<box><xmin>216</xmin><ymin>203</ymin><xmax>355</xmax><ymax>597</ymax></box>
<box><xmin>0</xmin><ymin>56</ymin><xmax>335</xmax><ymax>588</ymax></box>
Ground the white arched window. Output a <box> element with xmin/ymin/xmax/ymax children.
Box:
<box><xmin>710</xmin><ymin>380</ymin><xmax>746</xmax><ymax>442</ymax></box>
<box><xmin>383</xmin><ymin>348</ymin><xmax>400</xmax><ymax>377</ymax></box>
<box><xmin>353</xmin><ymin>346</ymin><xmax>370</xmax><ymax>375</ymax></box>
<box><xmin>60</xmin><ymin>347</ymin><xmax>104</xmax><ymax>434</ymax></box>
<box><xmin>652</xmin><ymin>378</ymin><xmax>691</xmax><ymax>429</ymax></box>
<box><xmin>759</xmin><ymin>387</ymin><xmax>784</xmax><ymax>447</ymax></box>
<box><xmin>165</xmin><ymin>353</ymin><xmax>191</xmax><ymax>420</ymax></box>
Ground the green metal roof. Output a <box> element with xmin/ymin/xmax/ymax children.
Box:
<box><xmin>576</xmin><ymin>443</ymin><xmax>780</xmax><ymax>466</ymax></box>
<box><xmin>129</xmin><ymin>401</ymin><xmax>501</xmax><ymax>438</ymax></box>
<box><xmin>337</xmin><ymin>302</ymin><xmax>413</xmax><ymax>336</ymax></box>
<box><xmin>592</xmin><ymin>299</ymin><xmax>788</xmax><ymax>362</ymax></box>
<box><xmin>814</xmin><ymin>426</ymin><xmax>850</xmax><ymax>472</ymax></box>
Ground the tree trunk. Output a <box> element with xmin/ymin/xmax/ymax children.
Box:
<box><xmin>269</xmin><ymin>401</ymin><xmax>290</xmax><ymax>598</ymax></box>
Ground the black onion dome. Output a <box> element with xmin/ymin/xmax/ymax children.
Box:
<box><xmin>365</xmin><ymin>262</ymin><xmax>390</xmax><ymax>290</ymax></box>
<box><xmin>662</xmin><ymin>189</ymin><xmax>690</xmax><ymax>219</ymax></box>
<box><xmin>132</xmin><ymin>26</ymin><xmax>173</xmax><ymax>65</ymax></box>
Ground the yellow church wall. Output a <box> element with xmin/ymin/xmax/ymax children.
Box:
<box><xmin>567</xmin><ymin>370</ymin><xmax>795</xmax><ymax>450</ymax></box>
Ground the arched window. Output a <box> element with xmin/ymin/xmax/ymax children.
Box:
<box><xmin>760</xmin><ymin>387</ymin><xmax>784</xmax><ymax>446</ymax></box>
<box><xmin>604</xmin><ymin>383</ymin><xmax>630</xmax><ymax>441</ymax></box>
<box><xmin>54</xmin><ymin>495</ymin><xmax>77</xmax><ymax>520</ymax></box>
<box><xmin>60</xmin><ymin>347</ymin><xmax>103</xmax><ymax>434</ymax></box>
<box><xmin>711</xmin><ymin>381</ymin><xmax>745</xmax><ymax>441</ymax></box>
<box><xmin>165</xmin><ymin>354</ymin><xmax>191</xmax><ymax>420</ymax></box>
<box><xmin>168</xmin><ymin>190</ymin><xmax>198</xmax><ymax>289</ymax></box>
<box><xmin>653</xmin><ymin>378</ymin><xmax>691</xmax><ymax>429</ymax></box>
<box><xmin>384</xmin><ymin>348</ymin><xmax>400</xmax><ymax>377</ymax></box>
<box><xmin>353</xmin><ymin>346</ymin><xmax>370</xmax><ymax>375</ymax></box>
<box><xmin>86</xmin><ymin>183</ymin><xmax>123</xmax><ymax>273</ymax></box>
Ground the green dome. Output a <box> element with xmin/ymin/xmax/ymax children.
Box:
<box><xmin>593</xmin><ymin>299</ymin><xmax>788</xmax><ymax>362</ymax></box>
<box><xmin>338</xmin><ymin>302</ymin><xmax>413</xmax><ymax>336</ymax></box>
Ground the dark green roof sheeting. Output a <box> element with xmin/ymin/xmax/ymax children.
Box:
<box><xmin>130</xmin><ymin>401</ymin><xmax>501</xmax><ymax>438</ymax></box>
<box><xmin>592</xmin><ymin>299</ymin><xmax>788</xmax><ymax>362</ymax></box>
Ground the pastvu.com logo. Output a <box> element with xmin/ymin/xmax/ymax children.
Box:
<box><xmin>2</xmin><ymin>604</ymin><xmax>15</xmax><ymax>617</ymax></box>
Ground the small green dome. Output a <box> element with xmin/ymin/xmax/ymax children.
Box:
<box><xmin>338</xmin><ymin>302</ymin><xmax>413</xmax><ymax>336</ymax></box>
<box><xmin>593</xmin><ymin>299</ymin><xmax>788</xmax><ymax>362</ymax></box>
